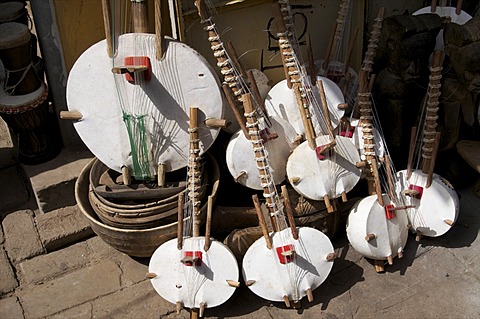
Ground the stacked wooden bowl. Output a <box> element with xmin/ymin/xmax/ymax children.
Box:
<box><xmin>75</xmin><ymin>154</ymin><xmax>220</xmax><ymax>257</ymax></box>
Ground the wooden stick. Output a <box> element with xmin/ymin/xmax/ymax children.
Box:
<box><xmin>306</xmin><ymin>288</ymin><xmax>314</xmax><ymax>302</ymax></box>
<box><xmin>226</xmin><ymin>41</ymin><xmax>246</xmax><ymax>78</ymax></box>
<box><xmin>368</xmin><ymin>73</ymin><xmax>377</xmax><ymax>92</ymax></box>
<box><xmin>226</xmin><ymin>280</ymin><xmax>241</xmax><ymax>287</ymax></box>
<box><xmin>204</xmin><ymin>195</ymin><xmax>213</xmax><ymax>251</ymax></box>
<box><xmin>322</xmin><ymin>23</ymin><xmax>336</xmax><ymax>71</ymax></box>
<box><xmin>131</xmin><ymin>0</ymin><xmax>148</xmax><ymax>33</ymax></box>
<box><xmin>426</xmin><ymin>132</ymin><xmax>441</xmax><ymax>188</ymax></box>
<box><xmin>384</xmin><ymin>155</ymin><xmax>396</xmax><ymax>201</ymax></box>
<box><xmin>387</xmin><ymin>255</ymin><xmax>393</xmax><ymax>265</ymax></box>
<box><xmin>456</xmin><ymin>0</ymin><xmax>463</xmax><ymax>15</ymax></box>
<box><xmin>283</xmin><ymin>295</ymin><xmax>291</xmax><ymax>308</ymax></box>
<box><xmin>190</xmin><ymin>308</ymin><xmax>199</xmax><ymax>319</ymax></box>
<box><xmin>195</xmin><ymin>0</ymin><xmax>209</xmax><ymax>21</ymax></box>
<box><xmin>101</xmin><ymin>0</ymin><xmax>113</xmax><ymax>57</ymax></box>
<box><xmin>324</xmin><ymin>195</ymin><xmax>334</xmax><ymax>213</ymax></box>
<box><xmin>272</xmin><ymin>2</ymin><xmax>291</xmax><ymax>89</ymax></box>
<box><xmin>343</xmin><ymin>26</ymin><xmax>359</xmax><ymax>75</ymax></box>
<box><xmin>121</xmin><ymin>166</ymin><xmax>131</xmax><ymax>185</ymax></box>
<box><xmin>318</xmin><ymin>79</ymin><xmax>337</xmax><ymax>144</ymax></box>
<box><xmin>374</xmin><ymin>259</ymin><xmax>385</xmax><ymax>273</ymax></box>
<box><xmin>444</xmin><ymin>219</ymin><xmax>454</xmax><ymax>226</ymax></box>
<box><xmin>190</xmin><ymin>106</ymin><xmax>201</xmax><ymax>238</ymax></box>
<box><xmin>154</xmin><ymin>0</ymin><xmax>165</xmax><ymax>60</ymax></box>
<box><xmin>407</xmin><ymin>126</ymin><xmax>417</xmax><ymax>180</ymax></box>
<box><xmin>365</xmin><ymin>233</ymin><xmax>376</xmax><ymax>241</ymax></box>
<box><xmin>281</xmin><ymin>185</ymin><xmax>298</xmax><ymax>240</ymax></box>
<box><xmin>306</xmin><ymin>33</ymin><xmax>317</xmax><ymax>86</ymax></box>
<box><xmin>177</xmin><ymin>192</ymin><xmax>184</xmax><ymax>250</ymax></box>
<box><xmin>370</xmin><ymin>159</ymin><xmax>384</xmax><ymax>206</ymax></box>
<box><xmin>145</xmin><ymin>272</ymin><xmax>157</xmax><ymax>278</ymax></box>
<box><xmin>204</xmin><ymin>118</ymin><xmax>228</xmax><ymax>128</ymax></box>
<box><xmin>341</xmin><ymin>191</ymin><xmax>347</xmax><ymax>202</ymax></box>
<box><xmin>246</xmin><ymin>69</ymin><xmax>270</xmax><ymax>121</ymax></box>
<box><xmin>157</xmin><ymin>163</ymin><xmax>165</xmax><ymax>187</ymax></box>
<box><xmin>422</xmin><ymin>51</ymin><xmax>443</xmax><ymax>175</ymax></box>
<box><xmin>252</xmin><ymin>194</ymin><xmax>272</xmax><ymax>249</ymax></box>
<box><xmin>176</xmin><ymin>301</ymin><xmax>183</xmax><ymax>315</ymax></box>
<box><xmin>199</xmin><ymin>302</ymin><xmax>205</xmax><ymax>318</ymax></box>
<box><xmin>222</xmin><ymin>84</ymin><xmax>249</xmax><ymax>139</ymax></box>
<box><xmin>59</xmin><ymin>111</ymin><xmax>83</xmax><ymax>121</ymax></box>
<box><xmin>415</xmin><ymin>230</ymin><xmax>422</xmax><ymax>242</ymax></box>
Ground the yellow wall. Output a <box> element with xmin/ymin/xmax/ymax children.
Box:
<box><xmin>52</xmin><ymin>0</ymin><xmax>364</xmax><ymax>81</ymax></box>
<box><xmin>53</xmin><ymin>0</ymin><xmax>169</xmax><ymax>72</ymax></box>
<box><xmin>53</xmin><ymin>0</ymin><xmax>106</xmax><ymax>72</ymax></box>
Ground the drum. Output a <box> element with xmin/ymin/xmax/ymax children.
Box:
<box><xmin>0</xmin><ymin>22</ymin><xmax>42</xmax><ymax>95</ymax></box>
<box><xmin>286</xmin><ymin>135</ymin><xmax>361</xmax><ymax>201</ymax></box>
<box><xmin>0</xmin><ymin>83</ymin><xmax>62</xmax><ymax>164</ymax></box>
<box><xmin>242</xmin><ymin>227</ymin><xmax>334</xmax><ymax>303</ymax></box>
<box><xmin>225</xmin><ymin>116</ymin><xmax>298</xmax><ymax>190</ymax></box>
<box><xmin>396</xmin><ymin>169</ymin><xmax>459</xmax><ymax>237</ymax></box>
<box><xmin>0</xmin><ymin>2</ymin><xmax>28</xmax><ymax>25</ymax></box>
<box><xmin>67</xmin><ymin>34</ymin><xmax>224</xmax><ymax>174</ymax></box>
<box><xmin>149</xmin><ymin>236</ymin><xmax>239</xmax><ymax>309</ymax></box>
<box><xmin>346</xmin><ymin>194</ymin><xmax>409</xmax><ymax>262</ymax></box>
<box><xmin>265</xmin><ymin>76</ymin><xmax>345</xmax><ymax>136</ymax></box>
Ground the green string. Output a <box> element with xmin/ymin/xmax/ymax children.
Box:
<box><xmin>123</xmin><ymin>112</ymin><xmax>152</xmax><ymax>181</ymax></box>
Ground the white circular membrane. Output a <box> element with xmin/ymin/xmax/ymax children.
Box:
<box><xmin>242</xmin><ymin>227</ymin><xmax>334</xmax><ymax>303</ymax></box>
<box><xmin>396</xmin><ymin>169</ymin><xmax>459</xmax><ymax>237</ymax></box>
<box><xmin>67</xmin><ymin>34</ymin><xmax>224</xmax><ymax>173</ymax></box>
<box><xmin>287</xmin><ymin>135</ymin><xmax>361</xmax><ymax>200</ymax></box>
<box><xmin>149</xmin><ymin>237</ymin><xmax>239</xmax><ymax>309</ymax></box>
<box><xmin>347</xmin><ymin>194</ymin><xmax>409</xmax><ymax>260</ymax></box>
<box><xmin>265</xmin><ymin>76</ymin><xmax>345</xmax><ymax>136</ymax></box>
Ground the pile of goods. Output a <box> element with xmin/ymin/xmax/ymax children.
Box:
<box><xmin>65</xmin><ymin>0</ymin><xmax>477</xmax><ymax>317</ymax></box>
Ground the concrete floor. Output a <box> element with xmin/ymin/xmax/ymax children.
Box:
<box><xmin>1</xmin><ymin>123</ymin><xmax>479</xmax><ymax>318</ymax></box>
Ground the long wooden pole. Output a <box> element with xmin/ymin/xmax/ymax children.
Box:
<box><xmin>101</xmin><ymin>0</ymin><xmax>113</xmax><ymax>57</ymax></box>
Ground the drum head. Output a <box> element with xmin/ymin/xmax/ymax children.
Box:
<box><xmin>265</xmin><ymin>76</ymin><xmax>345</xmax><ymax>135</ymax></box>
<box><xmin>226</xmin><ymin>116</ymin><xmax>298</xmax><ymax>190</ymax></box>
<box><xmin>413</xmin><ymin>7</ymin><xmax>472</xmax><ymax>50</ymax></box>
<box><xmin>242</xmin><ymin>227</ymin><xmax>334</xmax><ymax>303</ymax></box>
<box><xmin>67</xmin><ymin>34</ymin><xmax>224</xmax><ymax>173</ymax></box>
<box><xmin>0</xmin><ymin>22</ymin><xmax>30</xmax><ymax>49</ymax></box>
<box><xmin>0</xmin><ymin>82</ymin><xmax>45</xmax><ymax>110</ymax></box>
<box><xmin>396</xmin><ymin>169</ymin><xmax>459</xmax><ymax>237</ymax></box>
<box><xmin>346</xmin><ymin>194</ymin><xmax>409</xmax><ymax>260</ymax></box>
<box><xmin>287</xmin><ymin>135</ymin><xmax>361</xmax><ymax>200</ymax></box>
<box><xmin>149</xmin><ymin>237</ymin><xmax>239</xmax><ymax>309</ymax></box>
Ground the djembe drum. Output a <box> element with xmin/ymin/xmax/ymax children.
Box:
<box><xmin>0</xmin><ymin>83</ymin><xmax>62</xmax><ymax>164</ymax></box>
<box><xmin>0</xmin><ymin>22</ymin><xmax>61</xmax><ymax>164</ymax></box>
<box><xmin>0</xmin><ymin>2</ymin><xmax>28</xmax><ymax>25</ymax></box>
<box><xmin>0</xmin><ymin>22</ymin><xmax>41</xmax><ymax>95</ymax></box>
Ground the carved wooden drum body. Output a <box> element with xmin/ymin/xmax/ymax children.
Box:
<box><xmin>346</xmin><ymin>194</ymin><xmax>409</xmax><ymax>261</ymax></box>
<box><xmin>149</xmin><ymin>236</ymin><xmax>238</xmax><ymax>309</ymax></box>
<box><xmin>67</xmin><ymin>34</ymin><xmax>224</xmax><ymax>174</ymax></box>
<box><xmin>242</xmin><ymin>227</ymin><xmax>334</xmax><ymax>303</ymax></box>
<box><xmin>226</xmin><ymin>116</ymin><xmax>298</xmax><ymax>190</ymax></box>
<box><xmin>286</xmin><ymin>135</ymin><xmax>361</xmax><ymax>200</ymax></box>
<box><xmin>265</xmin><ymin>76</ymin><xmax>345</xmax><ymax>135</ymax></box>
<box><xmin>0</xmin><ymin>83</ymin><xmax>61</xmax><ymax>164</ymax></box>
<box><xmin>396</xmin><ymin>169</ymin><xmax>459</xmax><ymax>237</ymax></box>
